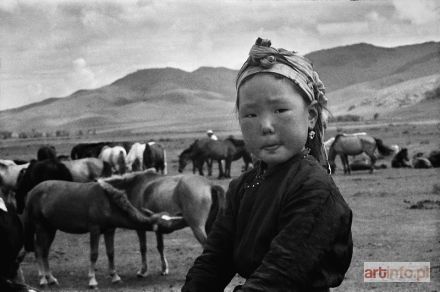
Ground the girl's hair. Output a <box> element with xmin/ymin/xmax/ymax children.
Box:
<box><xmin>236</xmin><ymin>73</ymin><xmax>329</xmax><ymax>167</ymax></box>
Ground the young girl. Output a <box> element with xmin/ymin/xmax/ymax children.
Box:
<box><xmin>182</xmin><ymin>38</ymin><xmax>353</xmax><ymax>292</ymax></box>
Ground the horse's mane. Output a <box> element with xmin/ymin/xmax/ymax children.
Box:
<box><xmin>180</xmin><ymin>147</ymin><xmax>192</xmax><ymax>156</ymax></box>
<box><xmin>99</xmin><ymin>169</ymin><xmax>158</xmax><ymax>188</ymax></box>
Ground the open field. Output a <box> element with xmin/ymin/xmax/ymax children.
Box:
<box><xmin>1</xmin><ymin>121</ymin><xmax>439</xmax><ymax>291</ymax></box>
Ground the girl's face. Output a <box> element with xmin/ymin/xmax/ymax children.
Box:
<box><xmin>238</xmin><ymin>74</ymin><xmax>317</xmax><ymax>168</ymax></box>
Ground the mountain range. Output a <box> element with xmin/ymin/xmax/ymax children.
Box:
<box><xmin>1</xmin><ymin>41</ymin><xmax>439</xmax><ymax>134</ymax></box>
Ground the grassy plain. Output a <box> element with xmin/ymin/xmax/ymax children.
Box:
<box><xmin>0</xmin><ymin>120</ymin><xmax>439</xmax><ymax>291</ymax></box>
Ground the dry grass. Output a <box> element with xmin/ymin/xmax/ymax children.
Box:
<box><xmin>2</xmin><ymin>121</ymin><xmax>439</xmax><ymax>291</ymax></box>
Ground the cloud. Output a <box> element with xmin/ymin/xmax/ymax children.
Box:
<box><xmin>1</xmin><ymin>0</ymin><xmax>440</xmax><ymax>110</ymax></box>
<box><xmin>317</xmin><ymin>22</ymin><xmax>369</xmax><ymax>36</ymax></box>
<box><xmin>70</xmin><ymin>58</ymin><xmax>98</xmax><ymax>90</ymax></box>
<box><xmin>0</xmin><ymin>0</ymin><xmax>18</xmax><ymax>13</ymax></box>
<box><xmin>392</xmin><ymin>0</ymin><xmax>440</xmax><ymax>24</ymax></box>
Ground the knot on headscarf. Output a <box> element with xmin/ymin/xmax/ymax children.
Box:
<box><xmin>236</xmin><ymin>37</ymin><xmax>327</xmax><ymax>109</ymax></box>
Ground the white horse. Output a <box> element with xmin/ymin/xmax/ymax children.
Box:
<box><xmin>0</xmin><ymin>160</ymin><xmax>29</xmax><ymax>193</ymax></box>
<box><xmin>99</xmin><ymin>146</ymin><xmax>127</xmax><ymax>174</ymax></box>
<box><xmin>126</xmin><ymin>142</ymin><xmax>146</xmax><ymax>172</ymax></box>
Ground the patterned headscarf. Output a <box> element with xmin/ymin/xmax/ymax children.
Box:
<box><xmin>236</xmin><ymin>38</ymin><xmax>330</xmax><ymax>171</ymax></box>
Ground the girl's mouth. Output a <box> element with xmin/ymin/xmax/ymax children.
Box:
<box><xmin>262</xmin><ymin>144</ymin><xmax>280</xmax><ymax>151</ymax></box>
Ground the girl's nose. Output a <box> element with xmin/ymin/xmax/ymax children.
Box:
<box><xmin>260</xmin><ymin>116</ymin><xmax>275</xmax><ymax>135</ymax></box>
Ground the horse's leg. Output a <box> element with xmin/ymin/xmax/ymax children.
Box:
<box><xmin>35</xmin><ymin>224</ymin><xmax>58</xmax><ymax>286</ymax></box>
<box><xmin>225</xmin><ymin>158</ymin><xmax>232</xmax><ymax>178</ymax></box>
<box><xmin>155</xmin><ymin>232</ymin><xmax>169</xmax><ymax>275</ymax></box>
<box><xmin>192</xmin><ymin>159</ymin><xmax>196</xmax><ymax>174</ymax></box>
<box><xmin>206</xmin><ymin>159</ymin><xmax>212</xmax><ymax>176</ymax></box>
<box><xmin>345</xmin><ymin>155</ymin><xmax>351</xmax><ymax>175</ymax></box>
<box><xmin>196</xmin><ymin>159</ymin><xmax>204</xmax><ymax>176</ymax></box>
<box><xmin>217</xmin><ymin>159</ymin><xmax>224</xmax><ymax>179</ymax></box>
<box><xmin>88</xmin><ymin>227</ymin><xmax>101</xmax><ymax>288</ymax></box>
<box><xmin>104</xmin><ymin>229</ymin><xmax>121</xmax><ymax>283</ymax></box>
<box><xmin>369</xmin><ymin>154</ymin><xmax>377</xmax><ymax>174</ymax></box>
<box><xmin>339</xmin><ymin>154</ymin><xmax>347</xmax><ymax>174</ymax></box>
<box><xmin>136</xmin><ymin>230</ymin><xmax>149</xmax><ymax>278</ymax></box>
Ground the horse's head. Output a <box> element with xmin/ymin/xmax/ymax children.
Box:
<box><xmin>37</xmin><ymin>145</ymin><xmax>57</xmax><ymax>161</ymax></box>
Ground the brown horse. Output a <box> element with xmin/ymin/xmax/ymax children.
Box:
<box><xmin>23</xmin><ymin>171</ymin><xmax>224</xmax><ymax>288</ymax></box>
<box><xmin>98</xmin><ymin>172</ymin><xmax>225</xmax><ymax>277</ymax></box>
<box><xmin>61</xmin><ymin>158</ymin><xmax>112</xmax><ymax>182</ymax></box>
<box><xmin>328</xmin><ymin>134</ymin><xmax>394</xmax><ymax>174</ymax></box>
<box><xmin>178</xmin><ymin>137</ymin><xmax>252</xmax><ymax>178</ymax></box>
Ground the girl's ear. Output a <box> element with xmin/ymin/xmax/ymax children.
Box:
<box><xmin>307</xmin><ymin>103</ymin><xmax>318</xmax><ymax>129</ymax></box>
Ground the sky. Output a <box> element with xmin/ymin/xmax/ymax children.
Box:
<box><xmin>1</xmin><ymin>0</ymin><xmax>439</xmax><ymax>110</ymax></box>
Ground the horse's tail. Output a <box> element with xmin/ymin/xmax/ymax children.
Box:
<box><xmin>101</xmin><ymin>161</ymin><xmax>113</xmax><ymax>177</ymax></box>
<box><xmin>97</xmin><ymin>180</ymin><xmax>152</xmax><ymax>225</ymax></box>
<box><xmin>205</xmin><ymin>185</ymin><xmax>226</xmax><ymax>234</ymax></box>
<box><xmin>374</xmin><ymin>138</ymin><xmax>394</xmax><ymax>156</ymax></box>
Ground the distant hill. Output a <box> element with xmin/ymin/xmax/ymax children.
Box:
<box><xmin>0</xmin><ymin>41</ymin><xmax>438</xmax><ymax>133</ymax></box>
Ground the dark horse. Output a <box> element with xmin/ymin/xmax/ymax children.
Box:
<box><xmin>177</xmin><ymin>140</ymin><xmax>211</xmax><ymax>175</ymax></box>
<box><xmin>70</xmin><ymin>142</ymin><xmax>109</xmax><ymax>159</ymax></box>
<box><xmin>428</xmin><ymin>150</ymin><xmax>440</xmax><ymax>167</ymax></box>
<box><xmin>143</xmin><ymin>142</ymin><xmax>167</xmax><ymax>174</ymax></box>
<box><xmin>178</xmin><ymin>137</ymin><xmax>252</xmax><ymax>178</ymax></box>
<box><xmin>23</xmin><ymin>171</ymin><xmax>224</xmax><ymax>288</ymax></box>
<box><xmin>391</xmin><ymin>148</ymin><xmax>411</xmax><ymax>168</ymax></box>
<box><xmin>15</xmin><ymin>159</ymin><xmax>73</xmax><ymax>214</ymax></box>
<box><xmin>328</xmin><ymin>134</ymin><xmax>394</xmax><ymax>174</ymax></box>
<box><xmin>37</xmin><ymin>145</ymin><xmax>57</xmax><ymax>161</ymax></box>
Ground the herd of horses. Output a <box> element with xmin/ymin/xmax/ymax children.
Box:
<box><xmin>1</xmin><ymin>133</ymin><xmax>439</xmax><ymax>291</ymax></box>
<box><xmin>325</xmin><ymin>133</ymin><xmax>440</xmax><ymax>174</ymax></box>
<box><xmin>0</xmin><ymin>136</ymin><xmax>251</xmax><ymax>290</ymax></box>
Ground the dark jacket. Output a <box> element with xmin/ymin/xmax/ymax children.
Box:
<box><xmin>182</xmin><ymin>153</ymin><xmax>353</xmax><ymax>292</ymax></box>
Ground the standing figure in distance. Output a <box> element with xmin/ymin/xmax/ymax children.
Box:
<box><xmin>182</xmin><ymin>38</ymin><xmax>353</xmax><ymax>292</ymax></box>
<box><xmin>206</xmin><ymin>129</ymin><xmax>218</xmax><ymax>141</ymax></box>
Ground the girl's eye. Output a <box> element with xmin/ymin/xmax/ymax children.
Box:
<box><xmin>244</xmin><ymin>113</ymin><xmax>256</xmax><ymax>118</ymax></box>
<box><xmin>275</xmin><ymin>109</ymin><xmax>289</xmax><ymax>114</ymax></box>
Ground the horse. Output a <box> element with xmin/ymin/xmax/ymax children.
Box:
<box><xmin>412</xmin><ymin>153</ymin><xmax>433</xmax><ymax>169</ymax></box>
<box><xmin>23</xmin><ymin>171</ymin><xmax>224</xmax><ymax>288</ymax></box>
<box><xmin>99</xmin><ymin>145</ymin><xmax>127</xmax><ymax>174</ymax></box>
<box><xmin>178</xmin><ymin>137</ymin><xmax>252</xmax><ymax>178</ymax></box>
<box><xmin>98</xmin><ymin>171</ymin><xmax>225</xmax><ymax>277</ymax></box>
<box><xmin>0</xmin><ymin>160</ymin><xmax>29</xmax><ymax>193</ymax></box>
<box><xmin>15</xmin><ymin>159</ymin><xmax>73</xmax><ymax>214</ymax></box>
<box><xmin>22</xmin><ymin>177</ymin><xmax>178</xmax><ymax>288</ymax></box>
<box><xmin>178</xmin><ymin>140</ymin><xmax>212</xmax><ymax>175</ymax></box>
<box><xmin>328</xmin><ymin>134</ymin><xmax>394</xmax><ymax>174</ymax></box>
<box><xmin>391</xmin><ymin>148</ymin><xmax>412</xmax><ymax>168</ymax></box>
<box><xmin>428</xmin><ymin>150</ymin><xmax>440</xmax><ymax>167</ymax></box>
<box><xmin>143</xmin><ymin>142</ymin><xmax>167</xmax><ymax>175</ymax></box>
<box><xmin>70</xmin><ymin>142</ymin><xmax>109</xmax><ymax>159</ymax></box>
<box><xmin>61</xmin><ymin>158</ymin><xmax>112</xmax><ymax>182</ymax></box>
<box><xmin>37</xmin><ymin>145</ymin><xmax>57</xmax><ymax>161</ymax></box>
<box><xmin>126</xmin><ymin>142</ymin><xmax>146</xmax><ymax>172</ymax></box>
